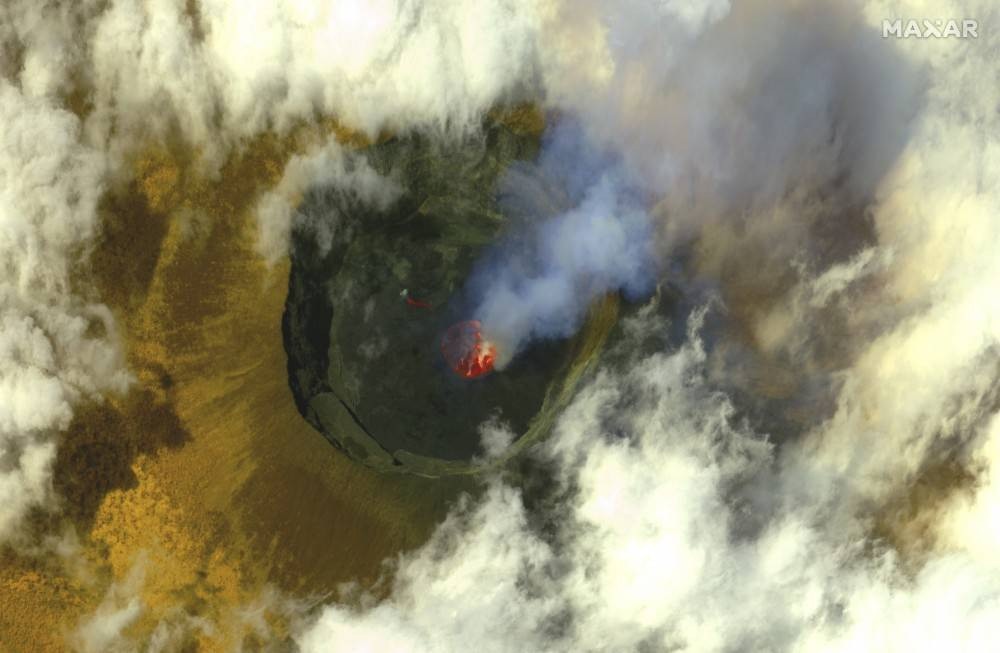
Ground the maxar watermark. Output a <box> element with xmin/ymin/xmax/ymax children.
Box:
<box><xmin>883</xmin><ymin>19</ymin><xmax>978</xmax><ymax>39</ymax></box>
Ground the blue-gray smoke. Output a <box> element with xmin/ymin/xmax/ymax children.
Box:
<box><xmin>463</xmin><ymin>0</ymin><xmax>920</xmax><ymax>369</ymax></box>
<box><xmin>466</xmin><ymin>122</ymin><xmax>656</xmax><ymax>366</ymax></box>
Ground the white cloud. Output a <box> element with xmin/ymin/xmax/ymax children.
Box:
<box><xmin>71</xmin><ymin>556</ymin><xmax>146</xmax><ymax>653</ymax></box>
<box><xmin>199</xmin><ymin>0</ymin><xmax>543</xmax><ymax>137</ymax></box>
<box><xmin>17</xmin><ymin>0</ymin><xmax>544</xmax><ymax>167</ymax></box>
<box><xmin>255</xmin><ymin>138</ymin><xmax>401</xmax><ymax>264</ymax></box>
<box><xmin>0</xmin><ymin>81</ymin><xmax>130</xmax><ymax>541</ymax></box>
<box><xmin>298</xmin><ymin>316</ymin><xmax>1000</xmax><ymax>651</ymax></box>
<box><xmin>476</xmin><ymin>417</ymin><xmax>516</xmax><ymax>461</ymax></box>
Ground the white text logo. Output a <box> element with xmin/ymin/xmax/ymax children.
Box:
<box><xmin>882</xmin><ymin>19</ymin><xmax>978</xmax><ymax>39</ymax></box>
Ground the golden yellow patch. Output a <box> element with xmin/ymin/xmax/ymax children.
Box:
<box><xmin>1</xmin><ymin>122</ymin><xmax>471</xmax><ymax>649</ymax></box>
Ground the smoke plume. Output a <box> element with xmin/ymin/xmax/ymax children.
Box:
<box><xmin>466</xmin><ymin>0</ymin><xmax>919</xmax><ymax>366</ymax></box>
<box><xmin>466</xmin><ymin>121</ymin><xmax>655</xmax><ymax>366</ymax></box>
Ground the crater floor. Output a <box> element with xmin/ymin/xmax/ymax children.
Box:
<box><xmin>283</xmin><ymin>119</ymin><xmax>601</xmax><ymax>474</ymax></box>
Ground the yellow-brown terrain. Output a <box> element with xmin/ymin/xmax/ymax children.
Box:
<box><xmin>0</xmin><ymin>125</ymin><xmax>476</xmax><ymax>651</ymax></box>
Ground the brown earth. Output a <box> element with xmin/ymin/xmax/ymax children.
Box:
<box><xmin>0</xmin><ymin>119</ymin><xmax>491</xmax><ymax>650</ymax></box>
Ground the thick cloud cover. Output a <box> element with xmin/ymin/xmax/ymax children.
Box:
<box><xmin>2</xmin><ymin>0</ymin><xmax>999</xmax><ymax>650</ymax></box>
<box><xmin>299</xmin><ymin>326</ymin><xmax>1000</xmax><ymax>652</ymax></box>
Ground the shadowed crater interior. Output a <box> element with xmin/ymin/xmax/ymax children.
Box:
<box><xmin>282</xmin><ymin>118</ymin><xmax>600</xmax><ymax>475</ymax></box>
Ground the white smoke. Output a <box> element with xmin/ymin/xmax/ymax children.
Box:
<box><xmin>468</xmin><ymin>125</ymin><xmax>655</xmax><ymax>365</ymax></box>
<box><xmin>562</xmin><ymin>0</ymin><xmax>918</xmax><ymax>214</ymax></box>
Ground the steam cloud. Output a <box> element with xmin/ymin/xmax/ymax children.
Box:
<box><xmin>2</xmin><ymin>0</ymin><xmax>999</xmax><ymax>651</ymax></box>
<box><xmin>468</xmin><ymin>0</ymin><xmax>920</xmax><ymax>366</ymax></box>
<box><xmin>467</xmin><ymin>122</ymin><xmax>655</xmax><ymax>365</ymax></box>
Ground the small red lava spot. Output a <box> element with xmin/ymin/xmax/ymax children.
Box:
<box><xmin>406</xmin><ymin>296</ymin><xmax>432</xmax><ymax>309</ymax></box>
<box><xmin>441</xmin><ymin>320</ymin><xmax>497</xmax><ymax>379</ymax></box>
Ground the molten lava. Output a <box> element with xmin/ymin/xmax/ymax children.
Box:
<box><xmin>441</xmin><ymin>320</ymin><xmax>497</xmax><ymax>379</ymax></box>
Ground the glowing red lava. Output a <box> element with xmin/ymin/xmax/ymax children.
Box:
<box><xmin>441</xmin><ymin>320</ymin><xmax>497</xmax><ymax>379</ymax></box>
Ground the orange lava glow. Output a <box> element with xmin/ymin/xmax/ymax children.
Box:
<box><xmin>441</xmin><ymin>320</ymin><xmax>497</xmax><ymax>379</ymax></box>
